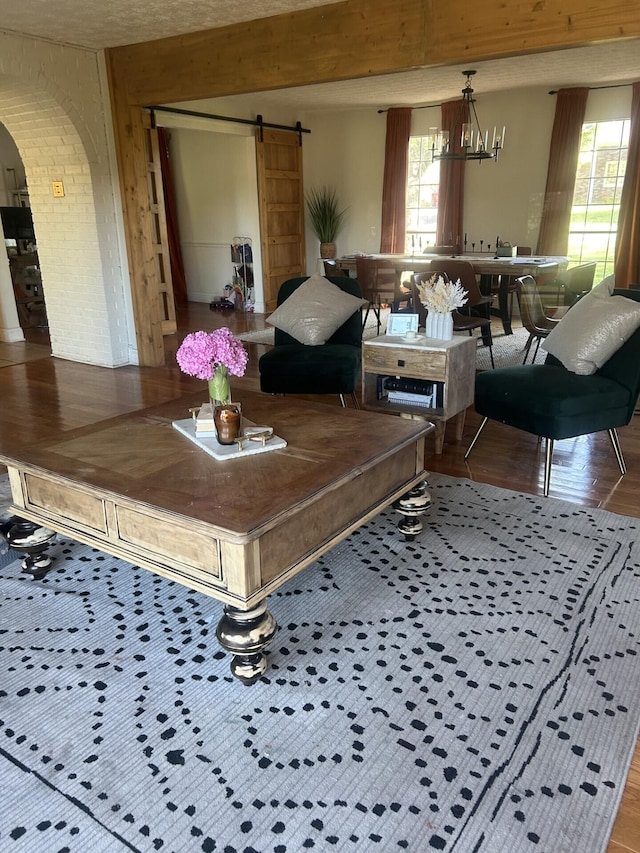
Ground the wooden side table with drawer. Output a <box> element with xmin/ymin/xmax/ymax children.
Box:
<box><xmin>362</xmin><ymin>334</ymin><xmax>476</xmax><ymax>454</ymax></box>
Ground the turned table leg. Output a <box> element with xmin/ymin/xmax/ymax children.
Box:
<box><xmin>3</xmin><ymin>516</ymin><xmax>57</xmax><ymax>580</ymax></box>
<box><xmin>216</xmin><ymin>599</ymin><xmax>278</xmax><ymax>686</ymax></box>
<box><xmin>393</xmin><ymin>479</ymin><xmax>432</xmax><ymax>539</ymax></box>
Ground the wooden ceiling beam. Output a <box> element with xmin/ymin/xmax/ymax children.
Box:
<box><xmin>104</xmin><ymin>0</ymin><xmax>640</xmax><ymax>366</ymax></box>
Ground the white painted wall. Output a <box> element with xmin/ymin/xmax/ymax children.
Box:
<box><xmin>302</xmin><ymin>109</ymin><xmax>388</xmax><ymax>264</ymax></box>
<box><xmin>460</xmin><ymin>88</ymin><xmax>555</xmax><ymax>253</ymax></box>
<box><xmin>166</xmin><ymin>125</ymin><xmax>264</xmax><ymax>309</ymax></box>
<box><xmin>161</xmin><ymin>97</ymin><xmax>303</xmax><ymax>312</ymax></box>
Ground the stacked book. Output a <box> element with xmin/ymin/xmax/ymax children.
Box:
<box><xmin>379</xmin><ymin>377</ymin><xmax>440</xmax><ymax>408</ymax></box>
<box><xmin>195</xmin><ymin>403</ymin><xmax>217</xmax><ymax>434</ymax></box>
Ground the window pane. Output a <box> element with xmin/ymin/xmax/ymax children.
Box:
<box><xmin>406</xmin><ymin>136</ymin><xmax>440</xmax><ymax>253</ymax></box>
<box><xmin>568</xmin><ymin>119</ymin><xmax>629</xmax><ymax>279</ymax></box>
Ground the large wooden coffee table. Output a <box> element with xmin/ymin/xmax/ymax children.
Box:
<box><xmin>1</xmin><ymin>390</ymin><xmax>431</xmax><ymax>684</ymax></box>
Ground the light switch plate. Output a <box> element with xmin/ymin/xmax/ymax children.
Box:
<box><xmin>52</xmin><ymin>181</ymin><xmax>65</xmax><ymax>197</ymax></box>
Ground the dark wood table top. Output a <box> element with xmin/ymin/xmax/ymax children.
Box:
<box><xmin>0</xmin><ymin>389</ymin><xmax>431</xmax><ymax>537</ymax></box>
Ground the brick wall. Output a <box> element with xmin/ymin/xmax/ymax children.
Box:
<box><xmin>0</xmin><ymin>33</ymin><xmax>135</xmax><ymax>366</ymax></box>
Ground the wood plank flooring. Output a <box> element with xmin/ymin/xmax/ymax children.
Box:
<box><xmin>0</xmin><ymin>300</ymin><xmax>638</xmax><ymax>852</ymax></box>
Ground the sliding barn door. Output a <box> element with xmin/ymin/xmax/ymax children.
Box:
<box><xmin>255</xmin><ymin>128</ymin><xmax>306</xmax><ymax>312</ymax></box>
<box><xmin>143</xmin><ymin>112</ymin><xmax>176</xmax><ymax>335</ymax></box>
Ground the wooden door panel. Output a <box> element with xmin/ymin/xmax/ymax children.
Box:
<box><xmin>256</xmin><ymin>129</ymin><xmax>306</xmax><ymax>312</ymax></box>
<box><xmin>143</xmin><ymin>112</ymin><xmax>176</xmax><ymax>335</ymax></box>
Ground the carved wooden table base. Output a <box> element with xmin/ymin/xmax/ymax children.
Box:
<box><xmin>394</xmin><ymin>479</ymin><xmax>432</xmax><ymax>538</ymax></box>
<box><xmin>3</xmin><ymin>515</ymin><xmax>57</xmax><ymax>580</ymax></box>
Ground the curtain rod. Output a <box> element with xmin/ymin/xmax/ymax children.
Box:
<box><xmin>377</xmin><ymin>104</ymin><xmax>439</xmax><ymax>114</ymax></box>
<box><xmin>378</xmin><ymin>80</ymin><xmax>634</xmax><ymax>111</ymax></box>
<box><xmin>146</xmin><ymin>106</ymin><xmax>311</xmax><ymax>140</ymax></box>
<box><xmin>548</xmin><ymin>82</ymin><xmax>633</xmax><ymax>94</ymax></box>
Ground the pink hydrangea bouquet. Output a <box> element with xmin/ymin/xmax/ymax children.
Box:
<box><xmin>176</xmin><ymin>328</ymin><xmax>248</xmax><ymax>404</ymax></box>
<box><xmin>416</xmin><ymin>274</ymin><xmax>468</xmax><ymax>313</ymax></box>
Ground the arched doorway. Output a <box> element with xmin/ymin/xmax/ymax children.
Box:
<box><xmin>0</xmin><ymin>33</ymin><xmax>135</xmax><ymax>368</ymax></box>
<box><xmin>0</xmin><ymin>124</ymin><xmax>50</xmax><ymax>354</ymax></box>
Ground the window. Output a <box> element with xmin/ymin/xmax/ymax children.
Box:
<box><xmin>568</xmin><ymin>120</ymin><xmax>629</xmax><ymax>279</ymax></box>
<box><xmin>406</xmin><ymin>136</ymin><xmax>440</xmax><ymax>254</ymax></box>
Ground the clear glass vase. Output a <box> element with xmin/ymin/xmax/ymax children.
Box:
<box><xmin>208</xmin><ymin>367</ymin><xmax>231</xmax><ymax>406</ymax></box>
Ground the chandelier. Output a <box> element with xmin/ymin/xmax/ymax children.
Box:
<box><xmin>430</xmin><ymin>70</ymin><xmax>505</xmax><ymax>162</ymax></box>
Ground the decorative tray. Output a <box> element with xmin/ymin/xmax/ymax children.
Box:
<box><xmin>172</xmin><ymin>415</ymin><xmax>287</xmax><ymax>461</ymax></box>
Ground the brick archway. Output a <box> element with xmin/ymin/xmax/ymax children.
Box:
<box><xmin>0</xmin><ymin>33</ymin><xmax>133</xmax><ymax>367</ymax></box>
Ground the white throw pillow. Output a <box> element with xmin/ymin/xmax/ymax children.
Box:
<box><xmin>542</xmin><ymin>282</ymin><xmax>640</xmax><ymax>374</ymax></box>
<box><xmin>592</xmin><ymin>273</ymin><xmax>615</xmax><ymax>295</ymax></box>
<box><xmin>267</xmin><ymin>274</ymin><xmax>366</xmax><ymax>346</ymax></box>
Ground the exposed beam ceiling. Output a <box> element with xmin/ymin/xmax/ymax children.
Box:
<box><xmin>205</xmin><ymin>42</ymin><xmax>639</xmax><ymax>113</ymax></box>
<box><xmin>1</xmin><ymin>1</ymin><xmax>637</xmax><ymax>110</ymax></box>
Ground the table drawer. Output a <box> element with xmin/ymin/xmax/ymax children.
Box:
<box><xmin>24</xmin><ymin>472</ymin><xmax>107</xmax><ymax>533</ymax></box>
<box><xmin>363</xmin><ymin>345</ymin><xmax>447</xmax><ymax>378</ymax></box>
<box><xmin>115</xmin><ymin>504</ymin><xmax>222</xmax><ymax>580</ymax></box>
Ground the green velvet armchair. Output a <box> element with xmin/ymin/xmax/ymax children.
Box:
<box><xmin>258</xmin><ymin>276</ymin><xmax>363</xmax><ymax>407</ymax></box>
<box><xmin>465</xmin><ymin>289</ymin><xmax>640</xmax><ymax>495</ymax></box>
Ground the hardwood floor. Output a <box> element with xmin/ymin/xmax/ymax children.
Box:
<box><xmin>1</xmin><ymin>299</ymin><xmax>638</xmax><ymax>852</ymax></box>
<box><xmin>0</xmin><ymin>335</ymin><xmax>50</xmax><ymax>368</ymax></box>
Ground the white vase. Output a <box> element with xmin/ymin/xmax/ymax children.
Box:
<box><xmin>425</xmin><ymin>311</ymin><xmax>454</xmax><ymax>341</ymax></box>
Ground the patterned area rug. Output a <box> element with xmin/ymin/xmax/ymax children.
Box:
<box><xmin>1</xmin><ymin>474</ymin><xmax>639</xmax><ymax>852</ymax></box>
<box><xmin>475</xmin><ymin>323</ymin><xmax>544</xmax><ymax>370</ymax></box>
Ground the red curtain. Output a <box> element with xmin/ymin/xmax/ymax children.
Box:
<box><xmin>436</xmin><ymin>100</ymin><xmax>465</xmax><ymax>250</ymax></box>
<box><xmin>158</xmin><ymin>127</ymin><xmax>188</xmax><ymax>305</ymax></box>
<box><xmin>380</xmin><ymin>107</ymin><xmax>412</xmax><ymax>253</ymax></box>
<box><xmin>536</xmin><ymin>88</ymin><xmax>589</xmax><ymax>256</ymax></box>
<box><xmin>614</xmin><ymin>81</ymin><xmax>640</xmax><ymax>288</ymax></box>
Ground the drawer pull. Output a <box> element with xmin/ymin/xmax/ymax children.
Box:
<box><xmin>397</xmin><ymin>359</ymin><xmax>405</xmax><ymax>367</ymax></box>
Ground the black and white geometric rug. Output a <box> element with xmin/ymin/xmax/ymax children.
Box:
<box><xmin>1</xmin><ymin>474</ymin><xmax>639</xmax><ymax>852</ymax></box>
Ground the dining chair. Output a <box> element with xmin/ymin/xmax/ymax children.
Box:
<box><xmin>323</xmin><ymin>259</ymin><xmax>348</xmax><ymax>278</ymax></box>
<box><xmin>429</xmin><ymin>258</ymin><xmax>494</xmax><ymax>346</ymax></box>
<box><xmin>516</xmin><ymin>275</ymin><xmax>569</xmax><ymax>363</ymax></box>
<box><xmin>538</xmin><ymin>261</ymin><xmax>598</xmax><ymax>307</ymax></box>
<box><xmin>412</xmin><ymin>272</ymin><xmax>495</xmax><ymax>368</ymax></box>
<box><xmin>355</xmin><ymin>256</ymin><xmax>403</xmax><ymax>333</ymax></box>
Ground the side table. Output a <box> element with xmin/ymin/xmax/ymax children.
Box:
<box><xmin>362</xmin><ymin>334</ymin><xmax>476</xmax><ymax>454</ymax></box>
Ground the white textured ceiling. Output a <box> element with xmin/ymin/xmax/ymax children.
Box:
<box><xmin>0</xmin><ymin>1</ymin><xmax>637</xmax><ymax>108</ymax></box>
<box><xmin>0</xmin><ymin>0</ymin><xmax>340</xmax><ymax>50</ymax></box>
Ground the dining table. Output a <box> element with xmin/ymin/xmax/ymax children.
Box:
<box><xmin>335</xmin><ymin>253</ymin><xmax>569</xmax><ymax>335</ymax></box>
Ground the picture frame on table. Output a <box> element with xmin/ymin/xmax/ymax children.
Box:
<box><xmin>386</xmin><ymin>313</ymin><xmax>419</xmax><ymax>336</ymax></box>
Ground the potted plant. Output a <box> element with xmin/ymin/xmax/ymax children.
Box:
<box><xmin>305</xmin><ymin>186</ymin><xmax>348</xmax><ymax>259</ymax></box>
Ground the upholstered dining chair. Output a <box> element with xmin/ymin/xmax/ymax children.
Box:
<box><xmin>516</xmin><ymin>275</ymin><xmax>569</xmax><ymax>363</ymax></box>
<box><xmin>464</xmin><ymin>288</ymin><xmax>640</xmax><ymax>496</ymax></box>
<box><xmin>258</xmin><ymin>275</ymin><xmax>363</xmax><ymax>408</ymax></box>
<box><xmin>538</xmin><ymin>261</ymin><xmax>598</xmax><ymax>307</ymax></box>
<box><xmin>412</xmin><ymin>272</ymin><xmax>495</xmax><ymax>368</ymax></box>
<box><xmin>429</xmin><ymin>258</ymin><xmax>494</xmax><ymax>346</ymax></box>
<box><xmin>323</xmin><ymin>259</ymin><xmax>346</xmax><ymax>278</ymax></box>
<box><xmin>355</xmin><ymin>256</ymin><xmax>403</xmax><ymax>333</ymax></box>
